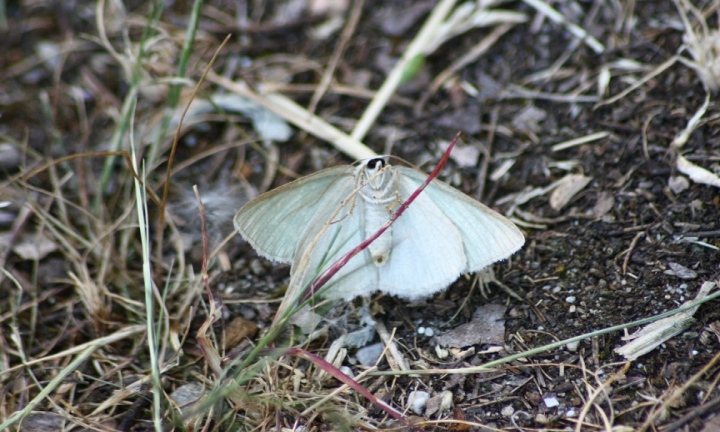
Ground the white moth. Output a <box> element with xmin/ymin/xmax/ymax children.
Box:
<box><xmin>234</xmin><ymin>157</ymin><xmax>524</xmax><ymax>303</ymax></box>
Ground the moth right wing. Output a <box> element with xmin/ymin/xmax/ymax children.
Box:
<box><xmin>234</xmin><ymin>166</ymin><xmax>352</xmax><ymax>263</ymax></box>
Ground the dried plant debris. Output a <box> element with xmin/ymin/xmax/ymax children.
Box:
<box><xmin>436</xmin><ymin>304</ymin><xmax>506</xmax><ymax>348</ymax></box>
<box><xmin>674</xmin><ymin>0</ymin><xmax>720</xmax><ymax>92</ymax></box>
<box><xmin>549</xmin><ymin>173</ymin><xmax>592</xmax><ymax>211</ymax></box>
<box><xmin>676</xmin><ymin>154</ymin><xmax>720</xmax><ymax>188</ymax></box>
<box><xmin>180</xmin><ymin>93</ymin><xmax>293</xmax><ymax>142</ymax></box>
<box><xmin>615</xmin><ymin>281</ymin><xmax>717</xmax><ymax>361</ymax></box>
<box><xmin>665</xmin><ymin>262</ymin><xmax>698</xmax><ymax>280</ymax></box>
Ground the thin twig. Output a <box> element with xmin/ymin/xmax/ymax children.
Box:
<box><xmin>621</xmin><ymin>232</ymin><xmax>644</xmax><ymax>275</ymax></box>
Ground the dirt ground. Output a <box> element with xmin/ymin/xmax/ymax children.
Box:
<box><xmin>2</xmin><ymin>0</ymin><xmax>720</xmax><ymax>431</ymax></box>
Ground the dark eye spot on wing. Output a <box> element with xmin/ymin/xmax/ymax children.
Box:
<box><xmin>367</xmin><ymin>158</ymin><xmax>386</xmax><ymax>169</ymax></box>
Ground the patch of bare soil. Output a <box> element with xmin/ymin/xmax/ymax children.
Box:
<box><xmin>1</xmin><ymin>0</ymin><xmax>719</xmax><ymax>431</ymax></box>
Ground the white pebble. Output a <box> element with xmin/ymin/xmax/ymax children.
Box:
<box><xmin>355</xmin><ymin>342</ymin><xmax>384</xmax><ymax>366</ymax></box>
<box><xmin>544</xmin><ymin>396</ymin><xmax>560</xmax><ymax>408</ymax></box>
<box><xmin>501</xmin><ymin>405</ymin><xmax>515</xmax><ymax>416</ymax></box>
<box><xmin>339</xmin><ymin>366</ymin><xmax>354</xmax><ymax>378</ymax></box>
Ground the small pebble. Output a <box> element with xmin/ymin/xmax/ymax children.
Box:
<box><xmin>544</xmin><ymin>396</ymin><xmax>560</xmax><ymax>408</ymax></box>
<box><xmin>339</xmin><ymin>366</ymin><xmax>354</xmax><ymax>378</ymax></box>
<box><xmin>668</xmin><ymin>175</ymin><xmax>689</xmax><ymax>194</ymax></box>
<box><xmin>356</xmin><ymin>342</ymin><xmax>384</xmax><ymax>366</ymax></box>
<box><xmin>566</xmin><ymin>341</ymin><xmax>579</xmax><ymax>352</ymax></box>
<box><xmin>501</xmin><ymin>405</ymin><xmax>515</xmax><ymax>417</ymax></box>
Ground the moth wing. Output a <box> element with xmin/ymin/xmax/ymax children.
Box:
<box><xmin>374</xmin><ymin>173</ymin><xmax>467</xmax><ymax>299</ymax></box>
<box><xmin>289</xmin><ymin>196</ymin><xmax>379</xmax><ymax>301</ymax></box>
<box><xmin>396</xmin><ymin>166</ymin><xmax>524</xmax><ymax>272</ymax></box>
<box><xmin>234</xmin><ymin>166</ymin><xmax>352</xmax><ymax>263</ymax></box>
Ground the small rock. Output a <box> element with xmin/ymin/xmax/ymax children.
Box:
<box><xmin>339</xmin><ymin>366</ymin><xmax>354</xmax><ymax>378</ymax></box>
<box><xmin>668</xmin><ymin>175</ymin><xmax>690</xmax><ymax>194</ymax></box>
<box><xmin>544</xmin><ymin>395</ymin><xmax>560</xmax><ymax>408</ymax></box>
<box><xmin>249</xmin><ymin>259</ymin><xmax>266</xmax><ymax>276</ymax></box>
<box><xmin>356</xmin><ymin>342</ymin><xmax>384</xmax><ymax>366</ymax></box>
<box><xmin>501</xmin><ymin>405</ymin><xmax>515</xmax><ymax>417</ymax></box>
<box><xmin>566</xmin><ymin>341</ymin><xmax>580</xmax><ymax>352</ymax></box>
<box><xmin>0</xmin><ymin>144</ymin><xmax>20</xmax><ymax>171</ymax></box>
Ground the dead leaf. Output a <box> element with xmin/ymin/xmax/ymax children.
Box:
<box><xmin>436</xmin><ymin>304</ymin><xmax>506</xmax><ymax>348</ymax></box>
<box><xmin>13</xmin><ymin>232</ymin><xmax>58</xmax><ymax>261</ymax></box>
<box><xmin>438</xmin><ymin>139</ymin><xmax>481</xmax><ymax>168</ymax></box>
<box><xmin>224</xmin><ymin>317</ymin><xmax>258</xmax><ymax>349</ymax></box>
<box><xmin>549</xmin><ymin>174</ymin><xmax>592</xmax><ymax>210</ymax></box>
<box><xmin>664</xmin><ymin>262</ymin><xmax>698</xmax><ymax>280</ymax></box>
<box><xmin>701</xmin><ymin>411</ymin><xmax>720</xmax><ymax>432</ymax></box>
<box><xmin>511</xmin><ymin>104</ymin><xmax>547</xmax><ymax>134</ymax></box>
<box><xmin>592</xmin><ymin>190</ymin><xmax>615</xmax><ymax>218</ymax></box>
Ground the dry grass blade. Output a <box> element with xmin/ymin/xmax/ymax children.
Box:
<box><xmin>208</xmin><ymin>71</ymin><xmax>377</xmax><ymax>160</ymax></box>
<box><xmin>522</xmin><ymin>0</ymin><xmax>605</xmax><ymax>53</ymax></box>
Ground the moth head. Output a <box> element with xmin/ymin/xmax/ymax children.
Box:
<box><xmin>356</xmin><ymin>156</ymin><xmax>395</xmax><ymax>194</ymax></box>
<box><xmin>365</xmin><ymin>157</ymin><xmax>387</xmax><ymax>174</ymax></box>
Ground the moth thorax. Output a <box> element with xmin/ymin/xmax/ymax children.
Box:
<box><xmin>356</xmin><ymin>158</ymin><xmax>396</xmax><ymax>266</ymax></box>
<box><xmin>359</xmin><ymin>164</ymin><xmax>398</xmax><ymax>203</ymax></box>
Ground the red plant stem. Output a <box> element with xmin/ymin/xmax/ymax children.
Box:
<box><xmin>301</xmin><ymin>133</ymin><xmax>460</xmax><ymax>302</ymax></box>
<box><xmin>286</xmin><ymin>347</ymin><xmax>421</xmax><ymax>431</ymax></box>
